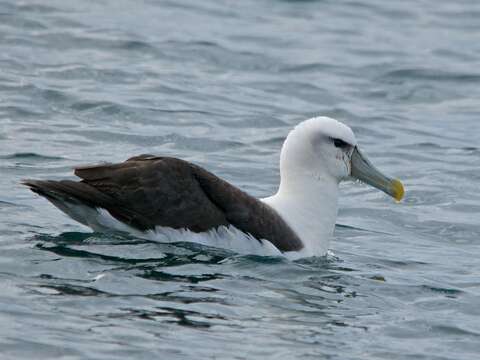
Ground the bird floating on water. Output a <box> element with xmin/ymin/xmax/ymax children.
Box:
<box><xmin>24</xmin><ymin>117</ymin><xmax>404</xmax><ymax>259</ymax></box>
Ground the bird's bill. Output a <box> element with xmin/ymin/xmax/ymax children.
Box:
<box><xmin>350</xmin><ymin>147</ymin><xmax>404</xmax><ymax>201</ymax></box>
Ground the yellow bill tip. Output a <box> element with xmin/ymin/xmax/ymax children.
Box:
<box><xmin>391</xmin><ymin>179</ymin><xmax>405</xmax><ymax>202</ymax></box>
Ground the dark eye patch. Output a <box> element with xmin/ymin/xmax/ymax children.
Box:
<box><xmin>332</xmin><ymin>138</ymin><xmax>350</xmax><ymax>148</ymax></box>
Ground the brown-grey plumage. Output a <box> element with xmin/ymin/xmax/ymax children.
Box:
<box><xmin>23</xmin><ymin>155</ymin><xmax>303</xmax><ymax>252</ymax></box>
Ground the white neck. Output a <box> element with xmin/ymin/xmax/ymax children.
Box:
<box><xmin>262</xmin><ymin>173</ymin><xmax>339</xmax><ymax>257</ymax></box>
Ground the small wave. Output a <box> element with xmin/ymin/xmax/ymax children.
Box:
<box><xmin>380</xmin><ymin>68</ymin><xmax>480</xmax><ymax>83</ymax></box>
<box><xmin>69</xmin><ymin>100</ymin><xmax>117</xmax><ymax>112</ymax></box>
<box><xmin>117</xmin><ymin>40</ymin><xmax>157</xmax><ymax>52</ymax></box>
<box><xmin>16</xmin><ymin>3</ymin><xmax>59</xmax><ymax>14</ymax></box>
<box><xmin>0</xmin><ymin>152</ymin><xmax>65</xmax><ymax>161</ymax></box>
<box><xmin>0</xmin><ymin>199</ymin><xmax>22</xmax><ymax>208</ymax></box>
<box><xmin>0</xmin><ymin>105</ymin><xmax>45</xmax><ymax>118</ymax></box>
<box><xmin>33</xmin><ymin>284</ymin><xmax>106</xmax><ymax>297</ymax></box>
<box><xmin>69</xmin><ymin>129</ymin><xmax>246</xmax><ymax>152</ymax></box>
<box><xmin>421</xmin><ymin>285</ymin><xmax>464</xmax><ymax>297</ymax></box>
<box><xmin>431</xmin><ymin>324</ymin><xmax>480</xmax><ymax>337</ymax></box>
<box><xmin>279</xmin><ymin>62</ymin><xmax>339</xmax><ymax>74</ymax></box>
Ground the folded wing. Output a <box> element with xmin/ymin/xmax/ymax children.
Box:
<box><xmin>24</xmin><ymin>155</ymin><xmax>303</xmax><ymax>252</ymax></box>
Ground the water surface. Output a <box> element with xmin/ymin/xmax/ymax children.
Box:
<box><xmin>1</xmin><ymin>0</ymin><xmax>480</xmax><ymax>359</ymax></box>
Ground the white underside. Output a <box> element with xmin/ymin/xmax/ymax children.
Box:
<box><xmin>48</xmin><ymin>199</ymin><xmax>312</xmax><ymax>260</ymax></box>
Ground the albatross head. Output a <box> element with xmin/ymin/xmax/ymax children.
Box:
<box><xmin>278</xmin><ymin>116</ymin><xmax>404</xmax><ymax>201</ymax></box>
<box><xmin>263</xmin><ymin>116</ymin><xmax>404</xmax><ymax>257</ymax></box>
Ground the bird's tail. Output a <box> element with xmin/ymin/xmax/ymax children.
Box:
<box><xmin>22</xmin><ymin>179</ymin><xmax>112</xmax><ymax>229</ymax></box>
<box><xmin>23</xmin><ymin>179</ymin><xmax>91</xmax><ymax>204</ymax></box>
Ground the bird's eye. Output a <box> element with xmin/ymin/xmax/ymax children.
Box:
<box><xmin>332</xmin><ymin>138</ymin><xmax>349</xmax><ymax>148</ymax></box>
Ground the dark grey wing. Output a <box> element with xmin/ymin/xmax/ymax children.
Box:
<box><xmin>191</xmin><ymin>164</ymin><xmax>303</xmax><ymax>252</ymax></box>
<box><xmin>73</xmin><ymin>156</ymin><xmax>229</xmax><ymax>232</ymax></box>
<box><xmin>26</xmin><ymin>155</ymin><xmax>303</xmax><ymax>252</ymax></box>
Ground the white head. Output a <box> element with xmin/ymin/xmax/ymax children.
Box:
<box><xmin>279</xmin><ymin>116</ymin><xmax>357</xmax><ymax>189</ymax></box>
<box><xmin>263</xmin><ymin>116</ymin><xmax>404</xmax><ymax>257</ymax></box>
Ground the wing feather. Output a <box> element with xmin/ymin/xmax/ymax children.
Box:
<box><xmin>26</xmin><ymin>156</ymin><xmax>303</xmax><ymax>252</ymax></box>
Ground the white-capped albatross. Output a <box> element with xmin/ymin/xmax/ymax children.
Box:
<box><xmin>23</xmin><ymin>117</ymin><xmax>404</xmax><ymax>258</ymax></box>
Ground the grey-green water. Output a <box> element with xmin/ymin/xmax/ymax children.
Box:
<box><xmin>1</xmin><ymin>1</ymin><xmax>480</xmax><ymax>359</ymax></box>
